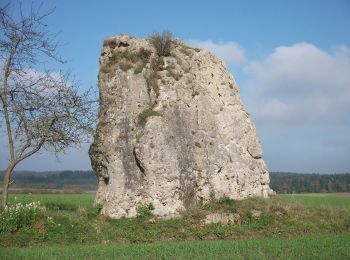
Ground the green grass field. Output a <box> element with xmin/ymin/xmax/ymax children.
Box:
<box><xmin>9</xmin><ymin>192</ymin><xmax>350</xmax><ymax>210</ymax></box>
<box><xmin>1</xmin><ymin>234</ymin><xmax>349</xmax><ymax>259</ymax></box>
<box><xmin>1</xmin><ymin>192</ymin><xmax>349</xmax><ymax>259</ymax></box>
<box><xmin>9</xmin><ymin>193</ymin><xmax>95</xmax><ymax>210</ymax></box>
<box><xmin>280</xmin><ymin>193</ymin><xmax>350</xmax><ymax>209</ymax></box>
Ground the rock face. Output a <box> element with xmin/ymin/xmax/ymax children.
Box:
<box><xmin>89</xmin><ymin>35</ymin><xmax>271</xmax><ymax>218</ymax></box>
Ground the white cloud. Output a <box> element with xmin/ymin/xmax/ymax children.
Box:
<box><xmin>242</xmin><ymin>43</ymin><xmax>350</xmax><ymax>125</ymax></box>
<box><xmin>187</xmin><ymin>39</ymin><xmax>246</xmax><ymax>67</ymax></box>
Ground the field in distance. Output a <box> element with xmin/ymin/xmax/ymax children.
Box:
<box><xmin>0</xmin><ymin>193</ymin><xmax>349</xmax><ymax>259</ymax></box>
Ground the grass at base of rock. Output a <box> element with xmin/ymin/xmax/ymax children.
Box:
<box><xmin>0</xmin><ymin>193</ymin><xmax>349</xmax><ymax>248</ymax></box>
<box><xmin>1</xmin><ymin>234</ymin><xmax>349</xmax><ymax>260</ymax></box>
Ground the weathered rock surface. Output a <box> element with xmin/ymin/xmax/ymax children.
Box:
<box><xmin>89</xmin><ymin>35</ymin><xmax>272</xmax><ymax>218</ymax></box>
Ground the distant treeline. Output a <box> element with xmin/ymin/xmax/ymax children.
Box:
<box><xmin>270</xmin><ymin>172</ymin><xmax>350</xmax><ymax>193</ymax></box>
<box><xmin>0</xmin><ymin>171</ymin><xmax>349</xmax><ymax>194</ymax></box>
<box><xmin>0</xmin><ymin>170</ymin><xmax>97</xmax><ymax>191</ymax></box>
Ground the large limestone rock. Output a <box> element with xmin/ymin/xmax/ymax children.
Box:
<box><xmin>89</xmin><ymin>35</ymin><xmax>271</xmax><ymax>218</ymax></box>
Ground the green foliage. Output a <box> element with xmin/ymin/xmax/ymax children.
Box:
<box><xmin>0</xmin><ymin>201</ymin><xmax>42</xmax><ymax>233</ymax></box>
<box><xmin>136</xmin><ymin>203</ymin><xmax>154</xmax><ymax>219</ymax></box>
<box><xmin>8</xmin><ymin>194</ymin><xmax>95</xmax><ymax>210</ymax></box>
<box><xmin>242</xmin><ymin>212</ymin><xmax>273</xmax><ymax>230</ymax></box>
<box><xmin>95</xmin><ymin>203</ymin><xmax>103</xmax><ymax>214</ymax></box>
<box><xmin>134</xmin><ymin>63</ymin><xmax>146</xmax><ymax>74</ymax></box>
<box><xmin>218</xmin><ymin>197</ymin><xmax>237</xmax><ymax>211</ymax></box>
<box><xmin>44</xmin><ymin>202</ymin><xmax>77</xmax><ymax>212</ymax></box>
<box><xmin>138</xmin><ymin>109</ymin><xmax>162</xmax><ymax>121</ymax></box>
<box><xmin>211</xmin><ymin>223</ymin><xmax>232</xmax><ymax>239</ymax></box>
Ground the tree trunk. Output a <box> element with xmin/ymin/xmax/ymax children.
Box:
<box><xmin>1</xmin><ymin>164</ymin><xmax>15</xmax><ymax>208</ymax></box>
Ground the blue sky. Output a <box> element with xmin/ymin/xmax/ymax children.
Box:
<box><xmin>1</xmin><ymin>0</ymin><xmax>350</xmax><ymax>173</ymax></box>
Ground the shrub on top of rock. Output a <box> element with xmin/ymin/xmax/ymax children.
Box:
<box><xmin>149</xmin><ymin>31</ymin><xmax>173</xmax><ymax>57</ymax></box>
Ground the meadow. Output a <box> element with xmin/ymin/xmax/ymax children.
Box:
<box><xmin>280</xmin><ymin>193</ymin><xmax>350</xmax><ymax>209</ymax></box>
<box><xmin>1</xmin><ymin>234</ymin><xmax>349</xmax><ymax>259</ymax></box>
<box><xmin>0</xmin><ymin>193</ymin><xmax>349</xmax><ymax>259</ymax></box>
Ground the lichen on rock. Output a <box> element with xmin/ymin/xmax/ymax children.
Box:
<box><xmin>89</xmin><ymin>34</ymin><xmax>273</xmax><ymax>219</ymax></box>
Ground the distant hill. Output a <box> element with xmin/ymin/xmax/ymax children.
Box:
<box><xmin>0</xmin><ymin>171</ymin><xmax>349</xmax><ymax>193</ymax></box>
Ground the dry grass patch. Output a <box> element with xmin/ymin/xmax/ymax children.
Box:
<box><xmin>119</xmin><ymin>59</ymin><xmax>133</xmax><ymax>72</ymax></box>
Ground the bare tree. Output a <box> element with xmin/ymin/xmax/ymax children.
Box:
<box><xmin>0</xmin><ymin>2</ymin><xmax>97</xmax><ymax>207</ymax></box>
